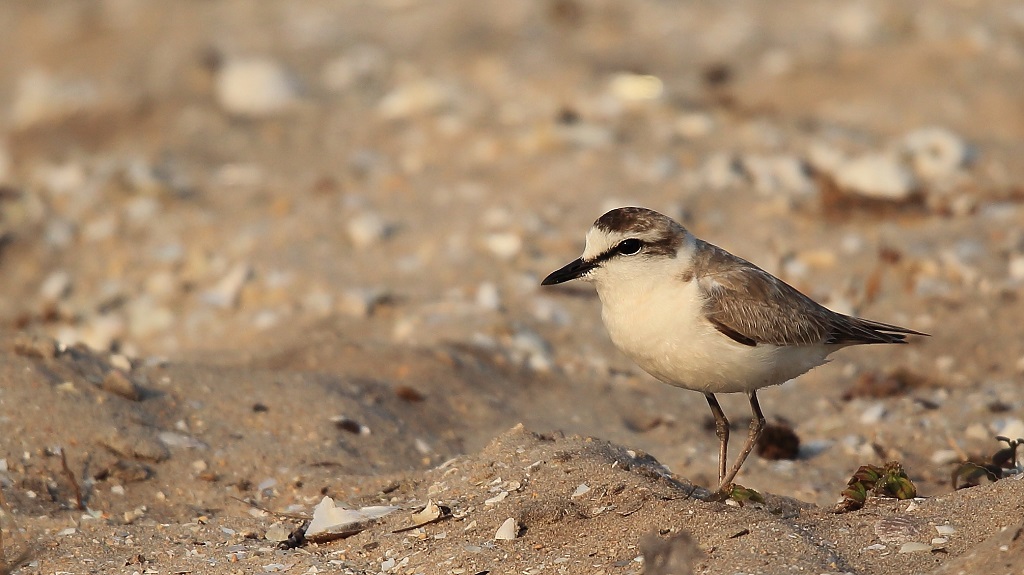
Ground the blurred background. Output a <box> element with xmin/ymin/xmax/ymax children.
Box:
<box><xmin>1</xmin><ymin>0</ymin><xmax>1022</xmax><ymax>357</ymax></box>
<box><xmin>1</xmin><ymin>0</ymin><xmax>1023</xmax><ymax>503</ymax></box>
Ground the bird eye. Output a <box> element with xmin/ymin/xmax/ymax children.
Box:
<box><xmin>617</xmin><ymin>238</ymin><xmax>643</xmax><ymax>255</ymax></box>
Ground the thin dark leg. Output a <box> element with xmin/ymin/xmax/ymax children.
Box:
<box><xmin>718</xmin><ymin>391</ymin><xmax>766</xmax><ymax>491</ymax></box>
<box><xmin>704</xmin><ymin>393</ymin><xmax>729</xmax><ymax>486</ymax></box>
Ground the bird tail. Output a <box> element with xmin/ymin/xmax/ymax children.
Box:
<box><xmin>829</xmin><ymin>317</ymin><xmax>929</xmax><ymax>345</ymax></box>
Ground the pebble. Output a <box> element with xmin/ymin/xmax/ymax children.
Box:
<box><xmin>797</xmin><ymin>249</ymin><xmax>838</xmax><ymax>269</ymax></box>
<box><xmin>202</xmin><ymin>263</ymin><xmax>253</xmax><ymax>308</ymax></box>
<box><xmin>510</xmin><ymin>329</ymin><xmax>553</xmax><ymax>372</ymax></box>
<box><xmin>556</xmin><ymin>122</ymin><xmax>614</xmax><ymax>149</ymax></box>
<box><xmin>700</xmin><ymin>153</ymin><xmax>744</xmax><ymax>190</ymax></box>
<box><xmin>157</xmin><ymin>431</ymin><xmax>208</xmax><ymax>450</ymax></box>
<box><xmin>483</xmin><ymin>232</ymin><xmax>522</xmax><ymax>260</ymax></box>
<box><xmin>81</xmin><ymin>314</ymin><xmax>127</xmax><ymax>351</ymax></box>
<box><xmin>331</xmin><ymin>415</ymin><xmax>371</xmax><ymax>436</ymax></box>
<box><xmin>995</xmin><ymin>418</ymin><xmax>1024</xmax><ymax>441</ymax></box>
<box><xmin>935</xmin><ymin>525</ymin><xmax>956</xmax><ymax>535</ymax></box>
<box><xmin>530</xmin><ymin>297</ymin><xmax>570</xmax><ymax>326</ymax></box>
<box><xmin>144</xmin><ymin>271</ymin><xmax>178</xmax><ymax>300</ymax></box>
<box><xmin>347</xmin><ymin>212</ymin><xmax>390</xmax><ymax>248</ymax></box>
<box><xmin>127</xmin><ymin>297</ymin><xmax>173</xmax><ymax>338</ymax></box>
<box><xmin>494</xmin><ymin>517</ymin><xmax>518</xmax><ymax>540</ymax></box>
<box><xmin>833</xmin><ymin>153</ymin><xmax>916</xmax><ymax>200</ymax></box>
<box><xmin>124</xmin><ymin>196</ymin><xmax>160</xmax><ymax>225</ymax></box>
<box><xmin>1008</xmin><ymin>254</ymin><xmax>1024</xmax><ymax>281</ymax></box>
<box><xmin>965</xmin><ymin>423</ymin><xmax>990</xmax><ymax>441</ymax></box>
<box><xmin>122</xmin><ymin>159</ymin><xmax>174</xmax><ymax>197</ymax></box>
<box><xmin>45</xmin><ymin>219</ymin><xmax>76</xmax><ymax>249</ymax></box>
<box><xmin>377</xmin><ymin>79</ymin><xmax>453</xmax><ymax>119</ymax></box>
<box><xmin>12</xmin><ymin>333</ymin><xmax>58</xmax><ymax>360</ymax></box>
<box><xmin>102</xmin><ymin>369</ymin><xmax>142</xmax><ymax>401</ymax></box>
<box><xmin>760</xmin><ymin>48</ymin><xmax>794</xmax><ymax>76</ymax></box>
<box><xmin>571</xmin><ymin>483</ymin><xmax>591</xmax><ymax>498</ymax></box>
<box><xmin>859</xmin><ymin>403</ymin><xmax>887</xmax><ymax>425</ymax></box>
<box><xmin>82</xmin><ymin>215</ymin><xmax>118</xmax><ymax>241</ymax></box>
<box><xmin>0</xmin><ymin>140</ymin><xmax>10</xmax><ymax>183</ymax></box>
<box><xmin>338</xmin><ymin>288</ymin><xmax>388</xmax><ymax>318</ymax></box>
<box><xmin>265</xmin><ymin>523</ymin><xmax>291</xmax><ymax>542</ymax></box>
<box><xmin>38</xmin><ymin>161</ymin><xmax>88</xmax><ymax>197</ymax></box>
<box><xmin>152</xmin><ymin>242</ymin><xmax>185</xmax><ymax>264</ymax></box>
<box><xmin>252</xmin><ymin>310</ymin><xmax>279</xmax><ymax>330</ymax></box>
<box><xmin>12</xmin><ymin>69</ymin><xmax>99</xmax><ymax>129</ymax></box>
<box><xmin>414</xmin><ymin>437</ymin><xmax>431</xmax><ymax>455</ymax></box>
<box><xmin>215</xmin><ymin>58</ymin><xmax>299</xmax><ymax>117</ymax></box>
<box><xmin>675</xmin><ymin>111</ymin><xmax>715</xmax><ymax>139</ymax></box>
<box><xmin>903</xmin><ymin>127</ymin><xmax>971</xmax><ymax>181</ymax></box>
<box><xmin>102</xmin><ymin>429</ymin><xmax>171</xmax><ymax>462</ymax></box>
<box><xmin>214</xmin><ymin>163</ymin><xmax>264</xmax><ymax>188</ymax></box>
<box><xmin>302</xmin><ymin>289</ymin><xmax>335</xmax><ymax>316</ymax></box>
<box><xmin>742</xmin><ymin>155</ymin><xmax>814</xmax><ymax>196</ymax></box>
<box><xmin>39</xmin><ymin>270</ymin><xmax>72</xmax><ymax>302</ymax></box>
<box><xmin>484</xmin><ymin>491</ymin><xmax>508</xmax><ymax>506</ymax></box>
<box><xmin>607</xmin><ymin>73</ymin><xmax>663</xmax><ymax>102</ymax></box>
<box><xmin>934</xmin><ymin>355</ymin><xmax>956</xmax><ymax>373</ymax></box>
<box><xmin>930</xmin><ymin>449</ymin><xmax>960</xmax><ymax>465</ymax></box>
<box><xmin>475</xmin><ymin>282</ymin><xmax>501</xmax><ymax>311</ymax></box>
<box><xmin>481</xmin><ymin>206</ymin><xmax>513</xmax><ymax>228</ymax></box>
<box><xmin>898</xmin><ymin>542</ymin><xmax>934</xmax><ymax>553</ymax></box>
<box><xmin>830</xmin><ymin>3</ymin><xmax>879</xmax><ymax>44</ymax></box>
<box><xmin>863</xmin><ymin>543</ymin><xmax>886</xmax><ymax>551</ymax></box>
<box><xmin>320</xmin><ymin>45</ymin><xmax>387</xmax><ymax>92</ymax></box>
<box><xmin>807</xmin><ymin>141</ymin><xmax>846</xmax><ymax>174</ymax></box>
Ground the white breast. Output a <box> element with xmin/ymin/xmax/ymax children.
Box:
<box><xmin>596</xmin><ymin>276</ymin><xmax>831</xmax><ymax>394</ymax></box>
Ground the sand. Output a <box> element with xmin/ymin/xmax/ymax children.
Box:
<box><xmin>2</xmin><ymin>2</ymin><xmax>1024</xmax><ymax>574</ymax></box>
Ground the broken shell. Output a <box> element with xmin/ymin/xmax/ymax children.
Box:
<box><xmin>410</xmin><ymin>500</ymin><xmax>443</xmax><ymax>527</ymax></box>
<box><xmin>484</xmin><ymin>491</ymin><xmax>508</xmax><ymax>506</ymax></box>
<box><xmin>305</xmin><ymin>496</ymin><xmax>398</xmax><ymax>540</ymax></box>
<box><xmin>494</xmin><ymin>517</ymin><xmax>518</xmax><ymax>540</ymax></box>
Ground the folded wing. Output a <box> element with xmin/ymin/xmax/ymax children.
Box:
<box><xmin>695</xmin><ymin>242</ymin><xmax>926</xmax><ymax>347</ymax></box>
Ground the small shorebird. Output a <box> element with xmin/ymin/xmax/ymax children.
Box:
<box><xmin>542</xmin><ymin>207</ymin><xmax>927</xmax><ymax>492</ymax></box>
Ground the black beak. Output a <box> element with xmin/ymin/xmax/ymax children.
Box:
<box><xmin>541</xmin><ymin>257</ymin><xmax>596</xmax><ymax>285</ymax></box>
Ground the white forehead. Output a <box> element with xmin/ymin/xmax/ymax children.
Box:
<box><xmin>581</xmin><ymin>227</ymin><xmax>624</xmax><ymax>261</ymax></box>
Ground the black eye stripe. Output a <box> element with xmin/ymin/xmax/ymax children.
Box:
<box><xmin>586</xmin><ymin>238</ymin><xmax>646</xmax><ymax>267</ymax></box>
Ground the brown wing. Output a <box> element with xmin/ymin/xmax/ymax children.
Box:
<box><xmin>694</xmin><ymin>242</ymin><xmax>923</xmax><ymax>347</ymax></box>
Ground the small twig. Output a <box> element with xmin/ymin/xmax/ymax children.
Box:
<box><xmin>59</xmin><ymin>448</ymin><xmax>85</xmax><ymax>511</ymax></box>
<box><xmin>228</xmin><ymin>496</ymin><xmax>311</xmax><ymax>521</ymax></box>
<box><xmin>0</xmin><ymin>487</ymin><xmax>35</xmax><ymax>575</ymax></box>
<box><xmin>943</xmin><ymin>430</ymin><xmax>971</xmax><ymax>462</ymax></box>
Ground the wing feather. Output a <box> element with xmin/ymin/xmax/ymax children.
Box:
<box><xmin>693</xmin><ymin>242</ymin><xmax>924</xmax><ymax>347</ymax></box>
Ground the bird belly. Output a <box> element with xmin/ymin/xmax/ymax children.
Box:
<box><xmin>599</xmin><ymin>281</ymin><xmax>831</xmax><ymax>394</ymax></box>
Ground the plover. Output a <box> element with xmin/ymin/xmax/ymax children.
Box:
<box><xmin>542</xmin><ymin>207</ymin><xmax>927</xmax><ymax>492</ymax></box>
